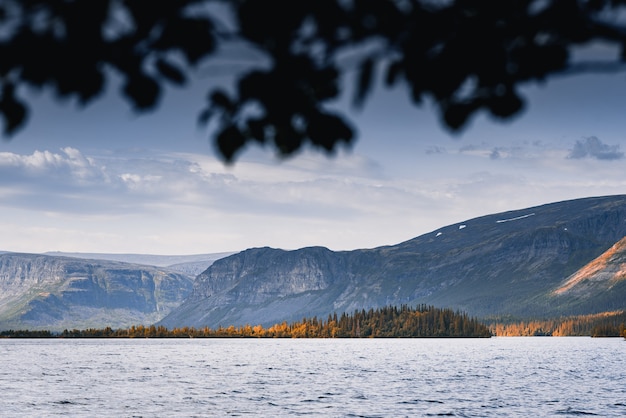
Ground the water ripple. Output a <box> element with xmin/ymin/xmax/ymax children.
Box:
<box><xmin>0</xmin><ymin>338</ymin><xmax>625</xmax><ymax>416</ymax></box>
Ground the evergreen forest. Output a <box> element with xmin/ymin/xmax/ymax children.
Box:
<box><xmin>487</xmin><ymin>311</ymin><xmax>626</xmax><ymax>337</ymax></box>
<box><xmin>4</xmin><ymin>306</ymin><xmax>626</xmax><ymax>339</ymax></box>
<box><xmin>0</xmin><ymin>305</ymin><xmax>490</xmax><ymax>338</ymax></box>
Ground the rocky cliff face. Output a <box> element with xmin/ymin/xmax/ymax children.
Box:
<box><xmin>160</xmin><ymin>195</ymin><xmax>626</xmax><ymax>328</ymax></box>
<box><xmin>190</xmin><ymin>246</ymin><xmax>345</xmax><ymax>302</ymax></box>
<box><xmin>160</xmin><ymin>246</ymin><xmax>352</xmax><ymax>328</ymax></box>
<box><xmin>0</xmin><ymin>254</ymin><xmax>194</xmax><ymax>330</ymax></box>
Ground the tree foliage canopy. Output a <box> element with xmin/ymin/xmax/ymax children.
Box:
<box><xmin>2</xmin><ymin>0</ymin><xmax>626</xmax><ymax>160</ymax></box>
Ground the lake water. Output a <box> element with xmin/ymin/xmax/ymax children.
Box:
<box><xmin>0</xmin><ymin>337</ymin><xmax>625</xmax><ymax>417</ymax></box>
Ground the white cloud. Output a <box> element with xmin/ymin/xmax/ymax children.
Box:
<box><xmin>0</xmin><ymin>147</ymin><xmax>414</xmax><ymax>252</ymax></box>
<box><xmin>0</xmin><ymin>147</ymin><xmax>108</xmax><ymax>185</ymax></box>
<box><xmin>1</xmin><ymin>137</ymin><xmax>626</xmax><ymax>255</ymax></box>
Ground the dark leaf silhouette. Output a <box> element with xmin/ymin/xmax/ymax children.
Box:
<box><xmin>354</xmin><ymin>57</ymin><xmax>375</xmax><ymax>108</ymax></box>
<box><xmin>0</xmin><ymin>86</ymin><xmax>28</xmax><ymax>135</ymax></box>
<box><xmin>1</xmin><ymin>0</ymin><xmax>626</xmax><ymax>160</ymax></box>
<box><xmin>123</xmin><ymin>73</ymin><xmax>161</xmax><ymax>110</ymax></box>
<box><xmin>155</xmin><ymin>59</ymin><xmax>186</xmax><ymax>86</ymax></box>
<box><xmin>216</xmin><ymin>125</ymin><xmax>246</xmax><ymax>163</ymax></box>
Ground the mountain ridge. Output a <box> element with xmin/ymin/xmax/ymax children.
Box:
<box><xmin>3</xmin><ymin>195</ymin><xmax>626</xmax><ymax>331</ymax></box>
<box><xmin>0</xmin><ymin>252</ymin><xmax>195</xmax><ymax>330</ymax></box>
<box><xmin>43</xmin><ymin>251</ymin><xmax>235</xmax><ymax>275</ymax></box>
<box><xmin>159</xmin><ymin>195</ymin><xmax>626</xmax><ymax>328</ymax></box>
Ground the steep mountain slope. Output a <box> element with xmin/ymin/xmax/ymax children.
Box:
<box><xmin>0</xmin><ymin>253</ymin><xmax>194</xmax><ymax>330</ymax></box>
<box><xmin>550</xmin><ymin>236</ymin><xmax>626</xmax><ymax>312</ymax></box>
<box><xmin>160</xmin><ymin>195</ymin><xmax>626</xmax><ymax>328</ymax></box>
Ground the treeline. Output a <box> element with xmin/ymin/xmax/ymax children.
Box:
<box><xmin>488</xmin><ymin>311</ymin><xmax>626</xmax><ymax>337</ymax></box>
<box><xmin>318</xmin><ymin>304</ymin><xmax>492</xmax><ymax>338</ymax></box>
<box><xmin>1</xmin><ymin>305</ymin><xmax>491</xmax><ymax>338</ymax></box>
<box><xmin>0</xmin><ymin>329</ymin><xmax>53</xmax><ymax>338</ymax></box>
<box><xmin>5</xmin><ymin>309</ymin><xmax>626</xmax><ymax>339</ymax></box>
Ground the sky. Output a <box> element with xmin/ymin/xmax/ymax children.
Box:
<box><xmin>2</xmin><ymin>44</ymin><xmax>626</xmax><ymax>255</ymax></box>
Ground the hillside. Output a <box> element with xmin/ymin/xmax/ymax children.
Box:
<box><xmin>0</xmin><ymin>253</ymin><xmax>194</xmax><ymax>330</ymax></box>
<box><xmin>159</xmin><ymin>195</ymin><xmax>626</xmax><ymax>328</ymax></box>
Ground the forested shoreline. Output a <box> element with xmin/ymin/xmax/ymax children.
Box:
<box><xmin>0</xmin><ymin>305</ymin><xmax>490</xmax><ymax>338</ymax></box>
<box><xmin>3</xmin><ymin>306</ymin><xmax>626</xmax><ymax>339</ymax></box>
<box><xmin>487</xmin><ymin>310</ymin><xmax>626</xmax><ymax>337</ymax></box>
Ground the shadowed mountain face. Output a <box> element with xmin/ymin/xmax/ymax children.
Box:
<box><xmin>159</xmin><ymin>195</ymin><xmax>626</xmax><ymax>328</ymax></box>
<box><xmin>0</xmin><ymin>254</ymin><xmax>194</xmax><ymax>330</ymax></box>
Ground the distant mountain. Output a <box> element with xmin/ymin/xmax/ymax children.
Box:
<box><xmin>159</xmin><ymin>195</ymin><xmax>626</xmax><ymax>328</ymax></box>
<box><xmin>44</xmin><ymin>252</ymin><xmax>235</xmax><ymax>276</ymax></box>
<box><xmin>0</xmin><ymin>253</ymin><xmax>194</xmax><ymax>331</ymax></box>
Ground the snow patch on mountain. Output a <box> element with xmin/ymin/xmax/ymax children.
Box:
<box><xmin>496</xmin><ymin>213</ymin><xmax>535</xmax><ymax>223</ymax></box>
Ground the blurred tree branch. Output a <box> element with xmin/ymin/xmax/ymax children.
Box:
<box><xmin>2</xmin><ymin>0</ymin><xmax>626</xmax><ymax>161</ymax></box>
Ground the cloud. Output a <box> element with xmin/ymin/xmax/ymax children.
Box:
<box><xmin>4</xmin><ymin>137</ymin><xmax>626</xmax><ymax>255</ymax></box>
<box><xmin>425</xmin><ymin>146</ymin><xmax>446</xmax><ymax>155</ymax></box>
<box><xmin>489</xmin><ymin>148</ymin><xmax>501</xmax><ymax>160</ymax></box>
<box><xmin>567</xmin><ymin>136</ymin><xmax>624</xmax><ymax>160</ymax></box>
<box><xmin>0</xmin><ymin>146</ymin><xmax>404</xmax><ymax>226</ymax></box>
<box><xmin>0</xmin><ymin>145</ymin><xmax>466</xmax><ymax>253</ymax></box>
<box><xmin>459</xmin><ymin>144</ymin><xmax>479</xmax><ymax>153</ymax></box>
<box><xmin>0</xmin><ymin>147</ymin><xmax>108</xmax><ymax>186</ymax></box>
<box><xmin>456</xmin><ymin>143</ymin><xmax>529</xmax><ymax>160</ymax></box>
